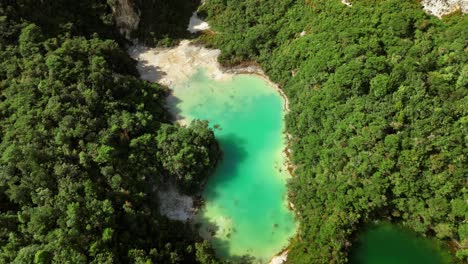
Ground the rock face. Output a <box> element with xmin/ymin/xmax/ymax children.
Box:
<box><xmin>111</xmin><ymin>0</ymin><xmax>140</xmax><ymax>39</ymax></box>
<box><xmin>187</xmin><ymin>12</ymin><xmax>210</xmax><ymax>33</ymax></box>
<box><xmin>421</xmin><ymin>0</ymin><xmax>467</xmax><ymax>18</ymax></box>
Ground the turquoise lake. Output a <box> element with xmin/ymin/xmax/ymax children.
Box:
<box><xmin>168</xmin><ymin>69</ymin><xmax>297</xmax><ymax>262</ymax></box>
<box><xmin>350</xmin><ymin>224</ymin><xmax>454</xmax><ymax>264</ymax></box>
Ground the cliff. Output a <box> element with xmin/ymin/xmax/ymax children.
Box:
<box><xmin>110</xmin><ymin>0</ymin><xmax>140</xmax><ymax>40</ymax></box>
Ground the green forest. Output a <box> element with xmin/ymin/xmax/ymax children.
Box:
<box><xmin>0</xmin><ymin>0</ymin><xmax>466</xmax><ymax>264</ymax></box>
<box><xmin>199</xmin><ymin>0</ymin><xmax>467</xmax><ymax>263</ymax></box>
<box><xmin>0</xmin><ymin>1</ymin><xmax>222</xmax><ymax>263</ymax></box>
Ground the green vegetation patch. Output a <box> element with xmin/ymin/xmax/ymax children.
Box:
<box><xmin>201</xmin><ymin>0</ymin><xmax>467</xmax><ymax>263</ymax></box>
<box><xmin>0</xmin><ymin>1</ymin><xmax>221</xmax><ymax>263</ymax></box>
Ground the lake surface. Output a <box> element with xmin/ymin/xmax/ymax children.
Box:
<box><xmin>350</xmin><ymin>224</ymin><xmax>454</xmax><ymax>264</ymax></box>
<box><xmin>168</xmin><ymin>69</ymin><xmax>296</xmax><ymax>262</ymax></box>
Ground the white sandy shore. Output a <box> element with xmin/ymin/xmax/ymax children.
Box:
<box><xmin>128</xmin><ymin>40</ymin><xmax>227</xmax><ymax>88</ymax></box>
<box><xmin>129</xmin><ymin>39</ymin><xmax>293</xmax><ymax>264</ymax></box>
<box><xmin>128</xmin><ymin>40</ymin><xmax>290</xmax><ymax>113</ymax></box>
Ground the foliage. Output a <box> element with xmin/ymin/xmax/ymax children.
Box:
<box><xmin>156</xmin><ymin>120</ymin><xmax>220</xmax><ymax>194</ymax></box>
<box><xmin>0</xmin><ymin>1</ymin><xmax>220</xmax><ymax>263</ymax></box>
<box><xmin>201</xmin><ymin>0</ymin><xmax>467</xmax><ymax>263</ymax></box>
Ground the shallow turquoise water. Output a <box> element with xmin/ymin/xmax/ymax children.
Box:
<box><xmin>350</xmin><ymin>224</ymin><xmax>454</xmax><ymax>264</ymax></box>
<box><xmin>169</xmin><ymin>69</ymin><xmax>296</xmax><ymax>262</ymax></box>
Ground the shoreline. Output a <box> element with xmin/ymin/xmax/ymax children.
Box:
<box><xmin>206</xmin><ymin>56</ymin><xmax>300</xmax><ymax>264</ymax></box>
<box><xmin>129</xmin><ymin>39</ymin><xmax>297</xmax><ymax>264</ymax></box>
<box><xmin>196</xmin><ymin>45</ymin><xmax>299</xmax><ymax>264</ymax></box>
<box><xmin>222</xmin><ymin>64</ymin><xmax>291</xmax><ymax>113</ymax></box>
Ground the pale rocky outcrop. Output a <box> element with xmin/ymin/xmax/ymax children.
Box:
<box><xmin>269</xmin><ymin>250</ymin><xmax>289</xmax><ymax>264</ymax></box>
<box><xmin>128</xmin><ymin>40</ymin><xmax>226</xmax><ymax>87</ymax></box>
<box><xmin>188</xmin><ymin>12</ymin><xmax>211</xmax><ymax>33</ymax></box>
<box><xmin>341</xmin><ymin>0</ymin><xmax>352</xmax><ymax>7</ymax></box>
<box><xmin>339</xmin><ymin>0</ymin><xmax>467</xmax><ymax>17</ymax></box>
<box><xmin>111</xmin><ymin>0</ymin><xmax>140</xmax><ymax>40</ymax></box>
<box><xmin>421</xmin><ymin>0</ymin><xmax>467</xmax><ymax>18</ymax></box>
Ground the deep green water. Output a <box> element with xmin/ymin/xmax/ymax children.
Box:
<box><xmin>168</xmin><ymin>69</ymin><xmax>296</xmax><ymax>262</ymax></box>
<box><xmin>350</xmin><ymin>224</ymin><xmax>454</xmax><ymax>264</ymax></box>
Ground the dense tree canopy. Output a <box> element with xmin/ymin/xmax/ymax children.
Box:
<box><xmin>201</xmin><ymin>0</ymin><xmax>467</xmax><ymax>263</ymax></box>
<box><xmin>0</xmin><ymin>1</ymin><xmax>221</xmax><ymax>263</ymax></box>
<box><xmin>1</xmin><ymin>0</ymin><xmax>466</xmax><ymax>263</ymax></box>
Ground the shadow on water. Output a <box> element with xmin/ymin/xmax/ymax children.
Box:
<box><xmin>203</xmin><ymin>133</ymin><xmax>249</xmax><ymax>199</ymax></box>
<box><xmin>349</xmin><ymin>223</ymin><xmax>454</xmax><ymax>264</ymax></box>
<box><xmin>193</xmin><ymin>133</ymin><xmax>257</xmax><ymax>262</ymax></box>
<box><xmin>165</xmin><ymin>93</ymin><xmax>186</xmax><ymax>124</ymax></box>
<box><xmin>200</xmin><ymin>231</ymin><xmax>258</xmax><ymax>264</ymax></box>
<box><xmin>194</xmin><ymin>207</ymin><xmax>271</xmax><ymax>264</ymax></box>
